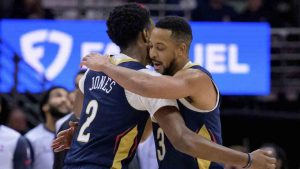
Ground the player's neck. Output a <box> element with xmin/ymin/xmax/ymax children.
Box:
<box><xmin>169</xmin><ymin>57</ymin><xmax>190</xmax><ymax>75</ymax></box>
<box><xmin>122</xmin><ymin>46</ymin><xmax>147</xmax><ymax>65</ymax></box>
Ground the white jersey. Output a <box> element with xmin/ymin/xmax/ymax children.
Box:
<box><xmin>25</xmin><ymin>124</ymin><xmax>55</xmax><ymax>169</ymax></box>
<box><xmin>0</xmin><ymin>125</ymin><xmax>21</xmax><ymax>169</ymax></box>
<box><xmin>138</xmin><ymin>133</ymin><xmax>158</xmax><ymax>169</ymax></box>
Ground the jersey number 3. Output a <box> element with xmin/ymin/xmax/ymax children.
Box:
<box><xmin>156</xmin><ymin>127</ymin><xmax>166</xmax><ymax>161</ymax></box>
<box><xmin>77</xmin><ymin>100</ymin><xmax>98</xmax><ymax>143</ymax></box>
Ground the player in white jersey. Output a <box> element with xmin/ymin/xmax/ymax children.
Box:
<box><xmin>137</xmin><ymin>133</ymin><xmax>158</xmax><ymax>169</ymax></box>
<box><xmin>0</xmin><ymin>125</ymin><xmax>32</xmax><ymax>169</ymax></box>
<box><xmin>26</xmin><ymin>87</ymin><xmax>71</xmax><ymax>169</ymax></box>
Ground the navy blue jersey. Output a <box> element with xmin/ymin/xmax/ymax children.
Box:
<box><xmin>64</xmin><ymin>55</ymin><xmax>150</xmax><ymax>169</ymax></box>
<box><xmin>153</xmin><ymin>62</ymin><xmax>223</xmax><ymax>169</ymax></box>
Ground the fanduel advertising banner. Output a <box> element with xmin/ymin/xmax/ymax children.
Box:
<box><xmin>0</xmin><ymin>20</ymin><xmax>270</xmax><ymax>95</ymax></box>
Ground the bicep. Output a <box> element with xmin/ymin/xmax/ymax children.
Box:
<box><xmin>147</xmin><ymin>69</ymin><xmax>213</xmax><ymax>99</ymax></box>
<box><xmin>142</xmin><ymin>75</ymin><xmax>192</xmax><ymax>99</ymax></box>
<box><xmin>122</xmin><ymin>69</ymin><xmax>190</xmax><ymax>99</ymax></box>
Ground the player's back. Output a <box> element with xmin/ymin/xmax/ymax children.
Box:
<box><xmin>153</xmin><ymin>62</ymin><xmax>223</xmax><ymax>169</ymax></box>
<box><xmin>64</xmin><ymin>54</ymin><xmax>149</xmax><ymax>169</ymax></box>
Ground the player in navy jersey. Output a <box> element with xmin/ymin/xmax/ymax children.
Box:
<box><xmin>80</xmin><ymin>16</ymin><xmax>276</xmax><ymax>169</ymax></box>
<box><xmin>53</xmin><ymin>3</ymin><xmax>178</xmax><ymax>169</ymax></box>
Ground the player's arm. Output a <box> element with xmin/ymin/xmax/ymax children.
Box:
<box><xmin>133</xmin><ymin>90</ymin><xmax>275</xmax><ymax>168</ymax></box>
<box><xmin>52</xmin><ymin>91</ymin><xmax>83</xmax><ymax>152</ymax></box>
<box><xmin>154</xmin><ymin>107</ymin><xmax>276</xmax><ymax>169</ymax></box>
<box><xmin>81</xmin><ymin>53</ymin><xmax>208</xmax><ymax>99</ymax></box>
<box><xmin>13</xmin><ymin>136</ymin><xmax>32</xmax><ymax>169</ymax></box>
<box><xmin>52</xmin><ymin>70</ymin><xmax>87</xmax><ymax>152</ymax></box>
<box><xmin>73</xmin><ymin>89</ymin><xmax>84</xmax><ymax>119</ymax></box>
<box><xmin>73</xmin><ymin>69</ymin><xmax>88</xmax><ymax>119</ymax></box>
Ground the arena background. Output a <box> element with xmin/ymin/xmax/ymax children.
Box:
<box><xmin>0</xmin><ymin>0</ymin><xmax>299</xmax><ymax>168</ymax></box>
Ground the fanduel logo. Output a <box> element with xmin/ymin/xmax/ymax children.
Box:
<box><xmin>20</xmin><ymin>29</ymin><xmax>73</xmax><ymax>80</ymax></box>
<box><xmin>194</xmin><ymin>43</ymin><xmax>250</xmax><ymax>74</ymax></box>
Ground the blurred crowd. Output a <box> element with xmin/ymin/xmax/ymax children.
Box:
<box><xmin>0</xmin><ymin>0</ymin><xmax>299</xmax><ymax>27</ymax></box>
<box><xmin>0</xmin><ymin>0</ymin><xmax>299</xmax><ymax>169</ymax></box>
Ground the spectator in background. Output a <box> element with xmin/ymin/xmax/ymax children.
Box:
<box><xmin>267</xmin><ymin>0</ymin><xmax>298</xmax><ymax>27</ymax></box>
<box><xmin>261</xmin><ymin>143</ymin><xmax>288</xmax><ymax>169</ymax></box>
<box><xmin>0</xmin><ymin>0</ymin><xmax>14</xmax><ymax>18</ymax></box>
<box><xmin>55</xmin><ymin>70</ymin><xmax>86</xmax><ymax>131</ymax></box>
<box><xmin>0</xmin><ymin>96</ymin><xmax>8</xmax><ymax>124</ymax></box>
<box><xmin>26</xmin><ymin>86</ymin><xmax>71</xmax><ymax>169</ymax></box>
<box><xmin>10</xmin><ymin>0</ymin><xmax>54</xmax><ymax>19</ymax></box>
<box><xmin>191</xmin><ymin>0</ymin><xmax>237</xmax><ymax>21</ymax></box>
<box><xmin>7</xmin><ymin>106</ymin><xmax>29</xmax><ymax>135</ymax></box>
<box><xmin>0</xmin><ymin>125</ymin><xmax>33</xmax><ymax>169</ymax></box>
<box><xmin>239</xmin><ymin>0</ymin><xmax>269</xmax><ymax>22</ymax></box>
<box><xmin>0</xmin><ymin>98</ymin><xmax>33</xmax><ymax>169</ymax></box>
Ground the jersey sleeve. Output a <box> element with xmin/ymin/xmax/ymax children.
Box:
<box><xmin>78</xmin><ymin>69</ymin><xmax>89</xmax><ymax>94</ymax></box>
<box><xmin>13</xmin><ymin>136</ymin><xmax>32</xmax><ymax>169</ymax></box>
<box><xmin>125</xmin><ymin>68</ymin><xmax>178</xmax><ymax>121</ymax></box>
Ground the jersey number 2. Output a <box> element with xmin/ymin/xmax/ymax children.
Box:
<box><xmin>77</xmin><ymin>100</ymin><xmax>98</xmax><ymax>143</ymax></box>
<box><xmin>156</xmin><ymin>127</ymin><xmax>166</xmax><ymax>161</ymax></box>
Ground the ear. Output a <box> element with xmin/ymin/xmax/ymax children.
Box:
<box><xmin>43</xmin><ymin>104</ymin><xmax>49</xmax><ymax>113</ymax></box>
<box><xmin>177</xmin><ymin>43</ymin><xmax>187</xmax><ymax>56</ymax></box>
<box><xmin>142</xmin><ymin>29</ymin><xmax>150</xmax><ymax>43</ymax></box>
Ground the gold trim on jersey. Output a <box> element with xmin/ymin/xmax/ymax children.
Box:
<box><xmin>109</xmin><ymin>57</ymin><xmax>139</xmax><ymax>66</ymax></box>
<box><xmin>182</xmin><ymin>61</ymin><xmax>199</xmax><ymax>70</ymax></box>
<box><xmin>111</xmin><ymin>126</ymin><xmax>138</xmax><ymax>169</ymax></box>
<box><xmin>197</xmin><ymin>125</ymin><xmax>212</xmax><ymax>169</ymax></box>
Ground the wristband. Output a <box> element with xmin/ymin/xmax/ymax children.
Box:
<box><xmin>242</xmin><ymin>153</ymin><xmax>253</xmax><ymax>168</ymax></box>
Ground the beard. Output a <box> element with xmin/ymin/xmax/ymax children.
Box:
<box><xmin>162</xmin><ymin>58</ymin><xmax>177</xmax><ymax>75</ymax></box>
<box><xmin>49</xmin><ymin>105</ymin><xmax>69</xmax><ymax>119</ymax></box>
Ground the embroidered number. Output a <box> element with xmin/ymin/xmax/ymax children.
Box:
<box><xmin>77</xmin><ymin>100</ymin><xmax>98</xmax><ymax>143</ymax></box>
<box><xmin>156</xmin><ymin>127</ymin><xmax>166</xmax><ymax>161</ymax></box>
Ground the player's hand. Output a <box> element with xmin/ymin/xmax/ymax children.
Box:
<box><xmin>80</xmin><ymin>53</ymin><xmax>111</xmax><ymax>71</ymax></box>
<box><xmin>52</xmin><ymin>121</ymin><xmax>78</xmax><ymax>152</ymax></box>
<box><xmin>248</xmin><ymin>149</ymin><xmax>276</xmax><ymax>169</ymax></box>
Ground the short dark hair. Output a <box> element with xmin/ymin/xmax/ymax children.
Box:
<box><xmin>40</xmin><ymin>86</ymin><xmax>67</xmax><ymax>120</ymax></box>
<box><xmin>156</xmin><ymin>16</ymin><xmax>193</xmax><ymax>51</ymax></box>
<box><xmin>106</xmin><ymin>3</ymin><xmax>151</xmax><ymax>50</ymax></box>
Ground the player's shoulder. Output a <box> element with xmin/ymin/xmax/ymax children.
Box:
<box><xmin>0</xmin><ymin>125</ymin><xmax>21</xmax><ymax>139</ymax></box>
<box><xmin>112</xmin><ymin>53</ymin><xmax>145</xmax><ymax>70</ymax></box>
<box><xmin>176</xmin><ymin>68</ymin><xmax>210</xmax><ymax>83</ymax></box>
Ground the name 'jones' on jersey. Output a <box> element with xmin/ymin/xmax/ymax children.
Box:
<box><xmin>89</xmin><ymin>75</ymin><xmax>116</xmax><ymax>93</ymax></box>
